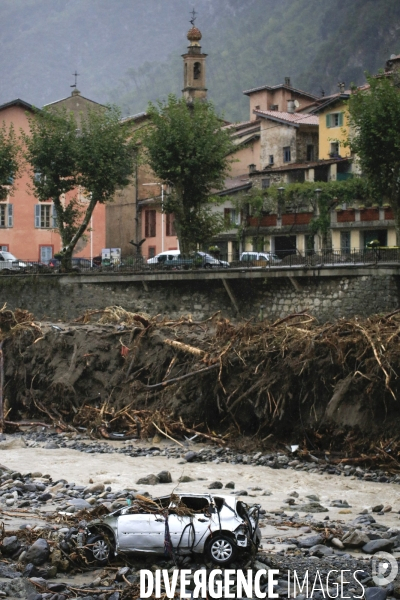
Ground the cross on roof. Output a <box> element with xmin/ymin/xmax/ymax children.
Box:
<box><xmin>190</xmin><ymin>8</ymin><xmax>197</xmax><ymax>26</ymax></box>
<box><xmin>71</xmin><ymin>71</ymin><xmax>80</xmax><ymax>88</ymax></box>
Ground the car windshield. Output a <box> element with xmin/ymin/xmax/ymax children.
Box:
<box><xmin>0</xmin><ymin>252</ymin><xmax>17</xmax><ymax>261</ymax></box>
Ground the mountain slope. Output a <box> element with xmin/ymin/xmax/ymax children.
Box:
<box><xmin>0</xmin><ymin>0</ymin><xmax>399</xmax><ymax>121</ymax></box>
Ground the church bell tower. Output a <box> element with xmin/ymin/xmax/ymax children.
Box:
<box><xmin>182</xmin><ymin>18</ymin><xmax>207</xmax><ymax>103</ymax></box>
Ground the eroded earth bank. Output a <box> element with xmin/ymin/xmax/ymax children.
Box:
<box><xmin>0</xmin><ymin>306</ymin><xmax>400</xmax><ymax>599</ymax></box>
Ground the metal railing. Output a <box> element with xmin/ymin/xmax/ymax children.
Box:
<box><xmin>2</xmin><ymin>248</ymin><xmax>400</xmax><ymax>275</ymax></box>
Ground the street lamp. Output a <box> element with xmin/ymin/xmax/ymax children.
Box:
<box><xmin>143</xmin><ymin>182</ymin><xmax>165</xmax><ymax>253</ymax></box>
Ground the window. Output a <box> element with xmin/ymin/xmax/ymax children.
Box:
<box><xmin>283</xmin><ymin>146</ymin><xmax>291</xmax><ymax>162</ymax></box>
<box><xmin>224</xmin><ymin>208</ymin><xmax>240</xmax><ymax>226</ymax></box>
<box><xmin>0</xmin><ymin>204</ymin><xmax>13</xmax><ymax>228</ymax></box>
<box><xmin>330</xmin><ymin>142</ymin><xmax>340</xmax><ymax>157</ymax></box>
<box><xmin>262</xmin><ymin>178</ymin><xmax>270</xmax><ymax>189</ymax></box>
<box><xmin>193</xmin><ymin>62</ymin><xmax>201</xmax><ymax>80</ymax></box>
<box><xmin>269</xmin><ymin>155</ymin><xmax>274</xmax><ymax>165</ymax></box>
<box><xmin>0</xmin><ymin>245</ymin><xmax>9</xmax><ymax>252</ymax></box>
<box><xmin>166</xmin><ymin>213</ymin><xmax>176</xmax><ymax>236</ymax></box>
<box><xmin>148</xmin><ymin>246</ymin><xmax>156</xmax><ymax>259</ymax></box>
<box><xmin>326</xmin><ymin>112</ymin><xmax>344</xmax><ymax>128</ymax></box>
<box><xmin>35</xmin><ymin>204</ymin><xmax>57</xmax><ymax>228</ymax></box>
<box><xmin>307</xmin><ymin>145</ymin><xmax>314</xmax><ymax>161</ymax></box>
<box><xmin>40</xmin><ymin>246</ymin><xmax>53</xmax><ymax>264</ymax></box>
<box><xmin>340</xmin><ymin>231</ymin><xmax>351</xmax><ymax>254</ymax></box>
<box><xmin>145</xmin><ymin>209</ymin><xmax>156</xmax><ymax>237</ymax></box>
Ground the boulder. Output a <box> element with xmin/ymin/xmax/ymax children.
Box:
<box><xmin>298</xmin><ymin>534</ymin><xmax>324</xmax><ymax>548</ymax></box>
<box><xmin>362</xmin><ymin>539</ymin><xmax>394</xmax><ymax>554</ymax></box>
<box><xmin>136</xmin><ymin>474</ymin><xmax>160</xmax><ymax>485</ymax></box>
<box><xmin>184</xmin><ymin>451</ymin><xmax>198</xmax><ymax>462</ymax></box>
<box><xmin>208</xmin><ymin>481</ymin><xmax>223</xmax><ymax>489</ymax></box>
<box><xmin>24</xmin><ymin>539</ymin><xmax>50</xmax><ymax>566</ymax></box>
<box><xmin>364</xmin><ymin>588</ymin><xmax>388</xmax><ymax>600</ymax></box>
<box><xmin>342</xmin><ymin>530</ymin><xmax>370</xmax><ymax>547</ymax></box>
<box><xmin>157</xmin><ymin>471</ymin><xmax>172</xmax><ymax>484</ymax></box>
<box><xmin>1</xmin><ymin>536</ymin><xmax>21</xmax><ymax>556</ymax></box>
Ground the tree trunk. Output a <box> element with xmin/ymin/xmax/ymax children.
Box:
<box><xmin>60</xmin><ymin>196</ymin><xmax>98</xmax><ymax>270</ymax></box>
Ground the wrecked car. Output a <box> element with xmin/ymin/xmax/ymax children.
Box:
<box><xmin>83</xmin><ymin>493</ymin><xmax>261</xmax><ymax>566</ymax></box>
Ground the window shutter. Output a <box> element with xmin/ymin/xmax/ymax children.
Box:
<box><xmin>338</xmin><ymin>112</ymin><xmax>344</xmax><ymax>126</ymax></box>
<box><xmin>35</xmin><ymin>205</ymin><xmax>40</xmax><ymax>228</ymax></box>
<box><xmin>7</xmin><ymin>204</ymin><xmax>13</xmax><ymax>228</ymax></box>
<box><xmin>326</xmin><ymin>114</ymin><xmax>331</xmax><ymax>128</ymax></box>
<box><xmin>52</xmin><ymin>204</ymin><xmax>57</xmax><ymax>228</ymax></box>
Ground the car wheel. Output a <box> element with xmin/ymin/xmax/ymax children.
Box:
<box><xmin>206</xmin><ymin>534</ymin><xmax>237</xmax><ymax>566</ymax></box>
<box><xmin>85</xmin><ymin>533</ymin><xmax>113</xmax><ymax>566</ymax></box>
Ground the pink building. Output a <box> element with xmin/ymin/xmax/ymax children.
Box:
<box><xmin>0</xmin><ymin>98</ymin><xmax>106</xmax><ymax>262</ymax></box>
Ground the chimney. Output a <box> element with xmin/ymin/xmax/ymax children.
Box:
<box><xmin>287</xmin><ymin>100</ymin><xmax>295</xmax><ymax>114</ymax></box>
<box><xmin>338</xmin><ymin>82</ymin><xmax>345</xmax><ymax>94</ymax></box>
<box><xmin>285</xmin><ymin>77</ymin><xmax>291</xmax><ymax>87</ymax></box>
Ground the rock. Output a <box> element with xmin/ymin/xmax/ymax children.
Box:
<box><xmin>289</xmin><ymin>491</ymin><xmax>299</xmax><ymax>498</ymax></box>
<box><xmin>306</xmin><ymin>494</ymin><xmax>320</xmax><ymax>501</ymax></box>
<box><xmin>331</xmin><ymin>537</ymin><xmax>344</xmax><ymax>549</ymax></box>
<box><xmin>67</xmin><ymin>498</ymin><xmax>92</xmax><ymax>509</ymax></box>
<box><xmin>225</xmin><ymin>481</ymin><xmax>235</xmax><ymax>489</ymax></box>
<box><xmin>290</xmin><ymin>502</ymin><xmax>328</xmax><ymax>513</ymax></box>
<box><xmin>342</xmin><ymin>530</ymin><xmax>370</xmax><ymax>547</ymax></box>
<box><xmin>364</xmin><ymin>588</ymin><xmax>388</xmax><ymax>600</ymax></box>
<box><xmin>179</xmin><ymin>475</ymin><xmax>195</xmax><ymax>483</ymax></box>
<box><xmin>157</xmin><ymin>471</ymin><xmax>172</xmax><ymax>484</ymax></box>
<box><xmin>298</xmin><ymin>534</ymin><xmax>324</xmax><ymax>548</ymax></box>
<box><xmin>392</xmin><ymin>582</ymin><xmax>400</xmax><ymax>599</ymax></box>
<box><xmin>362</xmin><ymin>539</ymin><xmax>394</xmax><ymax>554</ymax></box>
<box><xmin>1</xmin><ymin>536</ymin><xmax>21</xmax><ymax>556</ymax></box>
<box><xmin>372</xmin><ymin>504</ymin><xmax>384</xmax><ymax>513</ymax></box>
<box><xmin>283</xmin><ymin>498</ymin><xmax>296</xmax><ymax>505</ymax></box>
<box><xmin>383</xmin><ymin>505</ymin><xmax>392</xmax><ymax>512</ymax></box>
<box><xmin>309</xmin><ymin>544</ymin><xmax>334</xmax><ymax>557</ymax></box>
<box><xmin>116</xmin><ymin>566</ymin><xmax>131</xmax><ymax>582</ymax></box>
<box><xmin>84</xmin><ymin>482</ymin><xmax>105</xmax><ymax>494</ymax></box>
<box><xmin>136</xmin><ymin>474</ymin><xmax>160</xmax><ymax>485</ymax></box>
<box><xmin>184</xmin><ymin>451</ymin><xmax>198</xmax><ymax>462</ymax></box>
<box><xmin>24</xmin><ymin>538</ymin><xmax>50</xmax><ymax>566</ymax></box>
<box><xmin>38</xmin><ymin>493</ymin><xmax>52</xmax><ymax>502</ymax></box>
<box><xmin>208</xmin><ymin>481</ymin><xmax>223</xmax><ymax>489</ymax></box>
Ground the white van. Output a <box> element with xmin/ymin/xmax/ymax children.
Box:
<box><xmin>240</xmin><ymin>251</ymin><xmax>281</xmax><ymax>265</ymax></box>
<box><xmin>147</xmin><ymin>250</ymin><xmax>180</xmax><ymax>265</ymax></box>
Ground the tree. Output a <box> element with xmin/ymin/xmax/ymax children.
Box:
<box><xmin>141</xmin><ymin>95</ymin><xmax>235</xmax><ymax>253</ymax></box>
<box><xmin>0</xmin><ymin>123</ymin><xmax>20</xmax><ymax>200</ymax></box>
<box><xmin>347</xmin><ymin>74</ymin><xmax>400</xmax><ymax>242</ymax></box>
<box><xmin>23</xmin><ymin>106</ymin><xmax>136</xmax><ymax>268</ymax></box>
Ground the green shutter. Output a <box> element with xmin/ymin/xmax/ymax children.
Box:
<box><xmin>326</xmin><ymin>114</ymin><xmax>331</xmax><ymax>128</ymax></box>
<box><xmin>338</xmin><ymin>112</ymin><xmax>344</xmax><ymax>126</ymax></box>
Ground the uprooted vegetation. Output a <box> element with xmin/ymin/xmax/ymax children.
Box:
<box><xmin>2</xmin><ymin>305</ymin><xmax>400</xmax><ymax>463</ymax></box>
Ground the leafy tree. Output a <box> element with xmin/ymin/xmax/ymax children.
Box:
<box><xmin>0</xmin><ymin>123</ymin><xmax>20</xmax><ymax>200</ymax></box>
<box><xmin>141</xmin><ymin>95</ymin><xmax>235</xmax><ymax>253</ymax></box>
<box><xmin>347</xmin><ymin>74</ymin><xmax>400</xmax><ymax>241</ymax></box>
<box><xmin>23</xmin><ymin>106</ymin><xmax>136</xmax><ymax>268</ymax></box>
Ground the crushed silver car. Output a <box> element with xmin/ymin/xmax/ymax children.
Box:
<box><xmin>84</xmin><ymin>493</ymin><xmax>261</xmax><ymax>566</ymax></box>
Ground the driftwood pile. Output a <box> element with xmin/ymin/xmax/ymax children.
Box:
<box><xmin>1</xmin><ymin>305</ymin><xmax>400</xmax><ymax>464</ymax></box>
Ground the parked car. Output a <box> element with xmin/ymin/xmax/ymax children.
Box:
<box><xmin>48</xmin><ymin>257</ymin><xmax>96</xmax><ymax>271</ymax></box>
<box><xmin>84</xmin><ymin>493</ymin><xmax>261</xmax><ymax>566</ymax></box>
<box><xmin>196</xmin><ymin>251</ymin><xmax>230</xmax><ymax>268</ymax></box>
<box><xmin>240</xmin><ymin>251</ymin><xmax>281</xmax><ymax>266</ymax></box>
<box><xmin>0</xmin><ymin>251</ymin><xmax>27</xmax><ymax>272</ymax></box>
<box><xmin>148</xmin><ymin>250</ymin><xmax>229</xmax><ymax>269</ymax></box>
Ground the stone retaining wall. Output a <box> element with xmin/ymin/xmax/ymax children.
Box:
<box><xmin>0</xmin><ymin>273</ymin><xmax>398</xmax><ymax>322</ymax></box>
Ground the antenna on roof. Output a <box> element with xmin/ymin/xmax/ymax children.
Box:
<box><xmin>70</xmin><ymin>71</ymin><xmax>80</xmax><ymax>88</ymax></box>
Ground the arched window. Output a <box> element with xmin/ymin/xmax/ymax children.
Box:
<box><xmin>194</xmin><ymin>62</ymin><xmax>201</xmax><ymax>80</ymax></box>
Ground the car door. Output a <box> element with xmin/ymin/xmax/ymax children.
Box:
<box><xmin>116</xmin><ymin>513</ymin><xmax>165</xmax><ymax>552</ymax></box>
